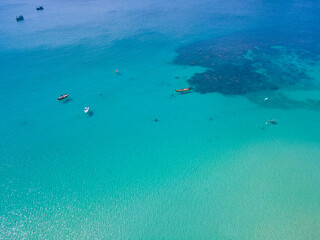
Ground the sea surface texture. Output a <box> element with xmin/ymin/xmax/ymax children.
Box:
<box><xmin>1</xmin><ymin>0</ymin><xmax>320</xmax><ymax>239</ymax></box>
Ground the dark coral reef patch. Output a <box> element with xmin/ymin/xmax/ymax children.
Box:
<box><xmin>174</xmin><ymin>30</ymin><xmax>319</xmax><ymax>97</ymax></box>
<box><xmin>188</xmin><ymin>64</ymin><xmax>278</xmax><ymax>95</ymax></box>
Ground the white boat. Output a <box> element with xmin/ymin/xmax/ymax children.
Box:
<box><xmin>266</xmin><ymin>119</ymin><xmax>277</xmax><ymax>125</ymax></box>
<box><xmin>84</xmin><ymin>107</ymin><xmax>90</xmax><ymax>113</ymax></box>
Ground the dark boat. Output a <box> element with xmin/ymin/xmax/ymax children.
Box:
<box><xmin>36</xmin><ymin>6</ymin><xmax>44</xmax><ymax>10</ymax></box>
<box><xmin>175</xmin><ymin>87</ymin><xmax>191</xmax><ymax>93</ymax></box>
<box><xmin>57</xmin><ymin>94</ymin><xmax>68</xmax><ymax>100</ymax></box>
<box><xmin>16</xmin><ymin>15</ymin><xmax>24</xmax><ymax>21</ymax></box>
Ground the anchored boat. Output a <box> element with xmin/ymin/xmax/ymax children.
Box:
<box><xmin>175</xmin><ymin>87</ymin><xmax>191</xmax><ymax>93</ymax></box>
<box><xmin>16</xmin><ymin>15</ymin><xmax>24</xmax><ymax>21</ymax></box>
<box><xmin>266</xmin><ymin>119</ymin><xmax>277</xmax><ymax>125</ymax></box>
<box><xmin>57</xmin><ymin>94</ymin><xmax>68</xmax><ymax>100</ymax></box>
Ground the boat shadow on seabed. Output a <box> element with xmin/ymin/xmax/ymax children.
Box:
<box><xmin>87</xmin><ymin>110</ymin><xmax>94</xmax><ymax>117</ymax></box>
<box><xmin>62</xmin><ymin>98</ymin><xmax>72</xmax><ymax>104</ymax></box>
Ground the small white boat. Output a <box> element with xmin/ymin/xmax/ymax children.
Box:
<box><xmin>266</xmin><ymin>119</ymin><xmax>277</xmax><ymax>125</ymax></box>
<box><xmin>84</xmin><ymin>107</ymin><xmax>90</xmax><ymax>113</ymax></box>
<box><xmin>264</xmin><ymin>97</ymin><xmax>269</xmax><ymax>101</ymax></box>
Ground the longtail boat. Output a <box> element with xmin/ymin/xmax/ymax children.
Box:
<box><xmin>175</xmin><ymin>87</ymin><xmax>191</xmax><ymax>93</ymax></box>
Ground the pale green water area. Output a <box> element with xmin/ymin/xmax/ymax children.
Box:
<box><xmin>1</xmin><ymin>0</ymin><xmax>320</xmax><ymax>239</ymax></box>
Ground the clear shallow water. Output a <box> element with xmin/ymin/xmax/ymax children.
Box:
<box><xmin>1</xmin><ymin>0</ymin><xmax>320</xmax><ymax>239</ymax></box>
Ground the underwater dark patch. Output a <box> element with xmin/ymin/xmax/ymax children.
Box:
<box><xmin>188</xmin><ymin>64</ymin><xmax>278</xmax><ymax>95</ymax></box>
<box><xmin>173</xmin><ymin>28</ymin><xmax>320</xmax><ymax>108</ymax></box>
<box><xmin>174</xmin><ymin>29</ymin><xmax>320</xmax><ymax>68</ymax></box>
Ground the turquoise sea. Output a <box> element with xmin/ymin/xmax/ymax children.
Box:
<box><xmin>1</xmin><ymin>0</ymin><xmax>320</xmax><ymax>238</ymax></box>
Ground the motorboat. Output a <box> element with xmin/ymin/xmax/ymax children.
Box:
<box><xmin>16</xmin><ymin>15</ymin><xmax>24</xmax><ymax>21</ymax></box>
<box><xmin>57</xmin><ymin>94</ymin><xmax>68</xmax><ymax>100</ymax></box>
<box><xmin>266</xmin><ymin>119</ymin><xmax>277</xmax><ymax>125</ymax></box>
